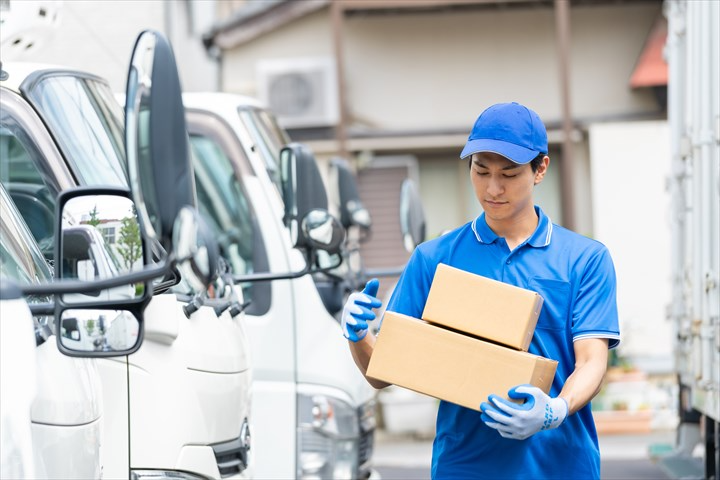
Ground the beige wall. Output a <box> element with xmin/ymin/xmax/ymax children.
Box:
<box><xmin>222</xmin><ymin>10</ymin><xmax>333</xmax><ymax>96</ymax></box>
<box><xmin>222</xmin><ymin>2</ymin><xmax>661</xmax><ymax>128</ymax></box>
<box><xmin>219</xmin><ymin>1</ymin><xmax>663</xmax><ymax>236</ymax></box>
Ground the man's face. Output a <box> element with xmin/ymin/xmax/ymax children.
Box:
<box><xmin>469</xmin><ymin>152</ymin><xmax>548</xmax><ymax>223</ymax></box>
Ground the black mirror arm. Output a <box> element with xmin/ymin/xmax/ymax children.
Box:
<box><xmin>29</xmin><ymin>303</ymin><xmax>54</xmax><ymax>316</ymax></box>
<box><xmin>363</xmin><ymin>266</ymin><xmax>405</xmax><ymax>278</ymax></box>
<box><xmin>231</xmin><ymin>262</ymin><xmax>311</xmax><ymax>283</ymax></box>
<box><xmin>19</xmin><ymin>259</ymin><xmax>172</xmax><ymax>297</ymax></box>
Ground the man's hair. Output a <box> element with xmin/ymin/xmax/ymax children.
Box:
<box><xmin>528</xmin><ymin>153</ymin><xmax>545</xmax><ymax>172</ymax></box>
<box><xmin>468</xmin><ymin>153</ymin><xmax>546</xmax><ymax>172</ymax></box>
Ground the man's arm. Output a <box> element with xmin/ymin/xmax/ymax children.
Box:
<box><xmin>348</xmin><ymin>333</ymin><xmax>391</xmax><ymax>390</ymax></box>
<box><xmin>558</xmin><ymin>337</ymin><xmax>609</xmax><ymax>414</ymax></box>
<box><xmin>480</xmin><ymin>337</ymin><xmax>609</xmax><ymax>440</ymax></box>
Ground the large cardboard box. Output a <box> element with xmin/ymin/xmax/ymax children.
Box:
<box><xmin>422</xmin><ymin>263</ymin><xmax>543</xmax><ymax>351</ymax></box>
<box><xmin>367</xmin><ymin>311</ymin><xmax>557</xmax><ymax>411</ymax></box>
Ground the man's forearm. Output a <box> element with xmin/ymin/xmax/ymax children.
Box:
<box><xmin>349</xmin><ymin>334</ymin><xmax>391</xmax><ymax>390</ymax></box>
<box><xmin>559</xmin><ymin>338</ymin><xmax>609</xmax><ymax>414</ymax></box>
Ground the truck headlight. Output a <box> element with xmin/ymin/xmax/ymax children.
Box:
<box><xmin>297</xmin><ymin>387</ymin><xmax>360</xmax><ymax>480</ymax></box>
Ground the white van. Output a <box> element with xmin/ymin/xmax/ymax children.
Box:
<box><xmin>0</xmin><ymin>31</ymin><xmax>252</xmax><ymax>479</ymax></box>
<box><xmin>183</xmin><ymin>92</ymin><xmax>378</xmax><ymax>479</ymax></box>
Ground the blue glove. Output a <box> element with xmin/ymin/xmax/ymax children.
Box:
<box><xmin>480</xmin><ymin>385</ymin><xmax>568</xmax><ymax>440</ymax></box>
<box><xmin>341</xmin><ymin>279</ymin><xmax>382</xmax><ymax>342</ymax></box>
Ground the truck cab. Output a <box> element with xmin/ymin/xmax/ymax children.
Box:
<box><xmin>0</xmin><ymin>183</ymin><xmax>103</xmax><ymax>479</ymax></box>
<box><xmin>1</xmin><ymin>31</ymin><xmax>252</xmax><ymax>479</ymax></box>
<box><xmin>183</xmin><ymin>92</ymin><xmax>378</xmax><ymax>479</ymax></box>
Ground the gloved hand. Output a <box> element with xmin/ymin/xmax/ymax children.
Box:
<box><xmin>341</xmin><ymin>278</ymin><xmax>382</xmax><ymax>342</ymax></box>
<box><xmin>480</xmin><ymin>385</ymin><xmax>568</xmax><ymax>440</ymax></box>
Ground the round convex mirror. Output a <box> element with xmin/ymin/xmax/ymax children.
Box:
<box><xmin>172</xmin><ymin>206</ymin><xmax>219</xmax><ymax>293</ymax></box>
<box><xmin>125</xmin><ymin>30</ymin><xmax>195</xmax><ymax>249</ymax></box>
<box><xmin>301</xmin><ymin>209</ymin><xmax>344</xmax><ymax>255</ymax></box>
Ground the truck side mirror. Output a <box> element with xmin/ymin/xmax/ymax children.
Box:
<box><xmin>54</xmin><ymin>187</ymin><xmax>149</xmax><ymax>356</ymax></box>
<box><xmin>124</xmin><ymin>29</ymin><xmax>218</xmax><ymax>293</ymax></box>
<box><xmin>399</xmin><ymin>179</ymin><xmax>426</xmax><ymax>252</ymax></box>
<box><xmin>280</xmin><ymin>143</ymin><xmax>344</xmax><ymax>254</ymax></box>
<box><xmin>330</xmin><ymin>157</ymin><xmax>372</xmax><ymax>231</ymax></box>
<box><xmin>124</xmin><ymin>29</ymin><xmax>196</xmax><ymax>251</ymax></box>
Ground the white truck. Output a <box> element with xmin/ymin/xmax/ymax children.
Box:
<box><xmin>183</xmin><ymin>92</ymin><xmax>379</xmax><ymax>479</ymax></box>
<box><xmin>0</xmin><ymin>182</ymin><xmax>107</xmax><ymax>480</ymax></box>
<box><xmin>1</xmin><ymin>30</ymin><xmax>254</xmax><ymax>479</ymax></box>
<box><xmin>665</xmin><ymin>1</ymin><xmax>719</xmax><ymax>478</ymax></box>
<box><xmin>0</xmin><ymin>65</ymin><xmax>213</xmax><ymax>480</ymax></box>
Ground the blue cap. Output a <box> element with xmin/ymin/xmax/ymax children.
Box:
<box><xmin>460</xmin><ymin>102</ymin><xmax>548</xmax><ymax>164</ymax></box>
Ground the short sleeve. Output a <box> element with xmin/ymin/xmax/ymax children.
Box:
<box><xmin>383</xmin><ymin>247</ymin><xmax>434</xmax><ymax>322</ymax></box>
<box><xmin>571</xmin><ymin>247</ymin><xmax>621</xmax><ymax>349</ymax></box>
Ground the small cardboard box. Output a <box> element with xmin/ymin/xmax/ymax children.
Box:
<box><xmin>422</xmin><ymin>263</ymin><xmax>544</xmax><ymax>351</ymax></box>
<box><xmin>367</xmin><ymin>311</ymin><xmax>557</xmax><ymax>411</ymax></box>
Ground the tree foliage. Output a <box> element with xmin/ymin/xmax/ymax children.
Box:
<box><xmin>116</xmin><ymin>207</ymin><xmax>142</xmax><ymax>270</ymax></box>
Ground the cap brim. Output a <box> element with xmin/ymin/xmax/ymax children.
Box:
<box><xmin>460</xmin><ymin>138</ymin><xmax>539</xmax><ymax>164</ymax></box>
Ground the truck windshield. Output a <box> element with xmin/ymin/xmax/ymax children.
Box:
<box><xmin>189</xmin><ymin>134</ymin><xmax>255</xmax><ymax>277</ymax></box>
<box><xmin>23</xmin><ymin>74</ymin><xmax>127</xmax><ymax>187</ymax></box>
<box><xmin>237</xmin><ymin>107</ymin><xmax>290</xmax><ymax>195</ymax></box>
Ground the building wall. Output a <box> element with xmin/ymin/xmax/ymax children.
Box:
<box><xmin>219</xmin><ymin>1</ymin><xmax>662</xmax><ymax>239</ymax></box>
<box><xmin>222</xmin><ymin>2</ymin><xmax>662</xmax><ymax>128</ymax></box>
<box><xmin>222</xmin><ymin>9</ymin><xmax>332</xmax><ymax>96</ymax></box>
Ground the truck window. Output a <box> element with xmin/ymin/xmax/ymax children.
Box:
<box><xmin>0</xmin><ymin>121</ymin><xmax>60</xmax><ymax>257</ymax></box>
<box><xmin>189</xmin><ymin>133</ymin><xmax>270</xmax><ymax>313</ymax></box>
<box><xmin>23</xmin><ymin>75</ymin><xmax>127</xmax><ymax>187</ymax></box>
<box><xmin>237</xmin><ymin>107</ymin><xmax>291</xmax><ymax>195</ymax></box>
<box><xmin>0</xmin><ymin>186</ymin><xmax>53</xmax><ymax>304</ymax></box>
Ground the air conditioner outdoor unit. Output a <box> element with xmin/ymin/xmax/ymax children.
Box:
<box><xmin>256</xmin><ymin>57</ymin><xmax>339</xmax><ymax>129</ymax></box>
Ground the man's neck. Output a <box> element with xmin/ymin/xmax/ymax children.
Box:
<box><xmin>486</xmin><ymin>207</ymin><xmax>539</xmax><ymax>251</ymax></box>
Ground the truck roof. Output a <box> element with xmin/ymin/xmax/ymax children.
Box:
<box><xmin>182</xmin><ymin>91</ymin><xmax>265</xmax><ymax>113</ymax></box>
<box><xmin>0</xmin><ymin>61</ymin><xmax>87</xmax><ymax>93</ymax></box>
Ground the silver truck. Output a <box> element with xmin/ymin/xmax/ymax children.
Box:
<box><xmin>665</xmin><ymin>1</ymin><xmax>719</xmax><ymax>478</ymax></box>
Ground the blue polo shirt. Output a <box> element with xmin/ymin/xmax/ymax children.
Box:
<box><xmin>384</xmin><ymin>206</ymin><xmax>620</xmax><ymax>480</ymax></box>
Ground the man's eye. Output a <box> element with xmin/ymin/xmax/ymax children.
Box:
<box><xmin>475</xmin><ymin>171</ymin><xmax>488</xmax><ymax>176</ymax></box>
<box><xmin>503</xmin><ymin>174</ymin><xmax>518</xmax><ymax>178</ymax></box>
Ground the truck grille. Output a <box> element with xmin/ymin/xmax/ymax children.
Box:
<box><xmin>358</xmin><ymin>427</ymin><xmax>374</xmax><ymax>477</ymax></box>
<box><xmin>357</xmin><ymin>401</ymin><xmax>376</xmax><ymax>479</ymax></box>
<box><xmin>211</xmin><ymin>418</ymin><xmax>250</xmax><ymax>478</ymax></box>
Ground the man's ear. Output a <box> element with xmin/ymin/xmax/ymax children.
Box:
<box><xmin>534</xmin><ymin>156</ymin><xmax>550</xmax><ymax>185</ymax></box>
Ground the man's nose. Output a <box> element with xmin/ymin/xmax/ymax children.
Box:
<box><xmin>487</xmin><ymin>176</ymin><xmax>504</xmax><ymax>196</ymax></box>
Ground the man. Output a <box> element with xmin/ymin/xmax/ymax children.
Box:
<box><xmin>342</xmin><ymin>102</ymin><xmax>620</xmax><ymax>479</ymax></box>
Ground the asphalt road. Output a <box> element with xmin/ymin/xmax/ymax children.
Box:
<box><xmin>376</xmin><ymin>459</ymin><xmax>671</xmax><ymax>480</ymax></box>
<box><xmin>373</xmin><ymin>430</ymin><xmax>678</xmax><ymax>480</ymax></box>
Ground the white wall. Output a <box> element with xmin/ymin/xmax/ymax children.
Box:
<box><xmin>16</xmin><ymin>0</ymin><xmax>217</xmax><ymax>93</ymax></box>
<box><xmin>589</xmin><ymin>120</ymin><xmax>673</xmax><ymax>372</ymax></box>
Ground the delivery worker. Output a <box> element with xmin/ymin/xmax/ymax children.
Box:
<box><xmin>341</xmin><ymin>101</ymin><xmax>620</xmax><ymax>479</ymax></box>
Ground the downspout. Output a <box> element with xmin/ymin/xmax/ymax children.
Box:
<box><xmin>331</xmin><ymin>1</ymin><xmax>349</xmax><ymax>160</ymax></box>
<box><xmin>554</xmin><ymin>0</ymin><xmax>576</xmax><ymax>231</ymax></box>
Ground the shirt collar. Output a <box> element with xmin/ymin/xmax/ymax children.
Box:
<box><xmin>471</xmin><ymin>206</ymin><xmax>553</xmax><ymax>248</ymax></box>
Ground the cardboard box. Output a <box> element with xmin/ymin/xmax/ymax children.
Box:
<box><xmin>367</xmin><ymin>311</ymin><xmax>557</xmax><ymax>411</ymax></box>
<box><xmin>422</xmin><ymin>263</ymin><xmax>544</xmax><ymax>351</ymax></box>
